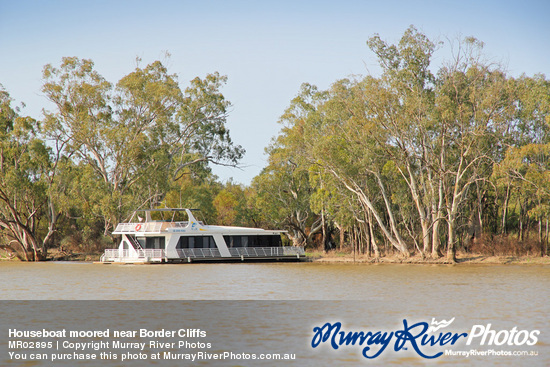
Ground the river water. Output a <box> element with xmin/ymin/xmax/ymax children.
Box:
<box><xmin>0</xmin><ymin>262</ymin><xmax>548</xmax><ymax>366</ymax></box>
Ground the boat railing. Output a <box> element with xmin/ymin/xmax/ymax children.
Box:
<box><xmin>283</xmin><ymin>246</ymin><xmax>305</xmax><ymax>256</ymax></box>
<box><xmin>172</xmin><ymin>222</ymin><xmax>189</xmax><ymax>228</ymax></box>
<box><xmin>229</xmin><ymin>246</ymin><xmax>305</xmax><ymax>257</ymax></box>
<box><xmin>101</xmin><ymin>246</ymin><xmax>304</xmax><ymax>262</ymax></box>
<box><xmin>176</xmin><ymin>248</ymin><xmax>222</xmax><ymax>258</ymax></box>
<box><xmin>102</xmin><ymin>249</ymin><xmax>165</xmax><ymax>262</ymax></box>
<box><xmin>114</xmin><ymin>222</ymin><xmax>164</xmax><ymax>233</ymax></box>
<box><xmin>176</xmin><ymin>247</ymin><xmax>304</xmax><ymax>259</ymax></box>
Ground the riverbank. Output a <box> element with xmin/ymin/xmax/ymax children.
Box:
<box><xmin>308</xmin><ymin>251</ymin><xmax>550</xmax><ymax>265</ymax></box>
<box><xmin>2</xmin><ymin>248</ymin><xmax>549</xmax><ymax>264</ymax></box>
<box><xmin>45</xmin><ymin>250</ymin><xmax>550</xmax><ymax>264</ymax></box>
<box><xmin>0</xmin><ymin>249</ymin><xmax>100</xmax><ymax>262</ymax></box>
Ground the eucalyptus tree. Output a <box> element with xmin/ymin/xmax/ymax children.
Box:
<box><xmin>496</xmin><ymin>74</ymin><xmax>550</xmax><ymax>250</ymax></box>
<box><xmin>41</xmin><ymin>57</ymin><xmax>243</xmax><ymax>235</ymax></box>
<box><xmin>332</xmin><ymin>31</ymin><xmax>516</xmax><ymax>261</ymax></box>
<box><xmin>251</xmin><ymin>140</ymin><xmax>322</xmax><ymax>247</ymax></box>
<box><xmin>0</xmin><ymin>87</ymin><xmax>52</xmax><ymax>260</ymax></box>
<box><xmin>363</xmin><ymin>27</ymin><xmax>438</xmax><ymax>257</ymax></box>
<box><xmin>307</xmin><ymin>77</ymin><xmax>411</xmax><ymax>256</ymax></box>
<box><xmin>212</xmin><ymin>181</ymin><xmax>251</xmax><ymax>227</ymax></box>
<box><xmin>250</xmin><ymin>84</ymin><xmax>325</xmax><ymax>247</ymax></box>
<box><xmin>434</xmin><ymin>38</ymin><xmax>516</xmax><ymax>261</ymax></box>
<box><xmin>162</xmin><ymin>169</ymin><xmax>221</xmax><ymax>226</ymax></box>
<box><xmin>263</xmin><ymin>27</ymin><xmax>527</xmax><ymax>261</ymax></box>
<box><xmin>276</xmin><ymin>28</ymin><xmax>442</xmax><ymax>258</ymax></box>
<box><xmin>264</xmin><ymin>80</ymin><xmax>412</xmax><ymax>255</ymax></box>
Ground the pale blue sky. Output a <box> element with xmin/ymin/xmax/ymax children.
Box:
<box><xmin>1</xmin><ymin>0</ymin><xmax>549</xmax><ymax>184</ymax></box>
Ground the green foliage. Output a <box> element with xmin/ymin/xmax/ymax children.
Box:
<box><xmin>254</xmin><ymin>26</ymin><xmax>550</xmax><ymax>259</ymax></box>
<box><xmin>2</xmin><ymin>29</ymin><xmax>549</xmax><ymax>260</ymax></box>
<box><xmin>41</xmin><ymin>57</ymin><xmax>244</xmax><ymax>235</ymax></box>
<box><xmin>0</xmin><ymin>86</ymin><xmax>51</xmax><ymax>260</ymax></box>
<box><xmin>1</xmin><ymin>56</ymin><xmax>246</xmax><ymax>259</ymax></box>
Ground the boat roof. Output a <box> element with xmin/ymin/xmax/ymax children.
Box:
<box><xmin>115</xmin><ymin>208</ymin><xmax>286</xmax><ymax>235</ymax></box>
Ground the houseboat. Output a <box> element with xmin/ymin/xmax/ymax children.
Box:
<box><xmin>99</xmin><ymin>208</ymin><xmax>304</xmax><ymax>263</ymax></box>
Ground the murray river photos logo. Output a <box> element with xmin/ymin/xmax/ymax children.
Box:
<box><xmin>311</xmin><ymin>318</ymin><xmax>540</xmax><ymax>360</ymax></box>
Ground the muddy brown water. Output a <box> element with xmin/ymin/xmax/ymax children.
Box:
<box><xmin>0</xmin><ymin>262</ymin><xmax>548</xmax><ymax>366</ymax></box>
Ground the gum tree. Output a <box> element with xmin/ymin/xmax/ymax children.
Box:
<box><xmin>0</xmin><ymin>87</ymin><xmax>52</xmax><ymax>260</ymax></box>
<box><xmin>41</xmin><ymin>57</ymin><xmax>244</xmax><ymax>235</ymax></box>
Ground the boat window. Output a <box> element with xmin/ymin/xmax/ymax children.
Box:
<box><xmin>258</xmin><ymin>235</ymin><xmax>281</xmax><ymax>247</ymax></box>
<box><xmin>145</xmin><ymin>236</ymin><xmax>165</xmax><ymax>249</ymax></box>
<box><xmin>208</xmin><ymin>236</ymin><xmax>216</xmax><ymax>248</ymax></box>
<box><xmin>176</xmin><ymin>236</ymin><xmax>216</xmax><ymax>249</ymax></box>
<box><xmin>177</xmin><ymin>236</ymin><xmax>188</xmax><ymax>248</ymax></box>
<box><xmin>137</xmin><ymin>237</ymin><xmax>146</xmax><ymax>248</ymax></box>
<box><xmin>223</xmin><ymin>235</ymin><xmax>282</xmax><ymax>248</ymax></box>
<box><xmin>223</xmin><ymin>235</ymin><xmax>241</xmax><ymax>248</ymax></box>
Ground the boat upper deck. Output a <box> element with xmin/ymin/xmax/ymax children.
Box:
<box><xmin>112</xmin><ymin>209</ymin><xmax>285</xmax><ymax>236</ymax></box>
<box><xmin>112</xmin><ymin>221</ymin><xmax>285</xmax><ymax>235</ymax></box>
<box><xmin>113</xmin><ymin>221</ymin><xmax>186</xmax><ymax>234</ymax></box>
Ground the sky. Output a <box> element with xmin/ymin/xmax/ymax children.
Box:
<box><xmin>1</xmin><ymin>0</ymin><xmax>549</xmax><ymax>185</ymax></box>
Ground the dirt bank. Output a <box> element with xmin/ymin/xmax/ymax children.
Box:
<box><xmin>309</xmin><ymin>252</ymin><xmax>550</xmax><ymax>265</ymax></box>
